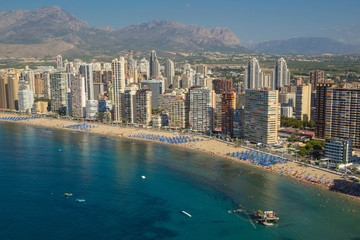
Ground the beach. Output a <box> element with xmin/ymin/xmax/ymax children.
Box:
<box><xmin>0</xmin><ymin>112</ymin><xmax>358</xmax><ymax>200</ymax></box>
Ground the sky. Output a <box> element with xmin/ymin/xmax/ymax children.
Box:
<box><xmin>1</xmin><ymin>0</ymin><xmax>360</xmax><ymax>46</ymax></box>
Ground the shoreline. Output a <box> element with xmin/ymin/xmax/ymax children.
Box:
<box><xmin>1</xmin><ymin>112</ymin><xmax>359</xmax><ymax>202</ymax></box>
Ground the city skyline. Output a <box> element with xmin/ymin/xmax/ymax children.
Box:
<box><xmin>1</xmin><ymin>1</ymin><xmax>360</xmax><ymax>46</ymax></box>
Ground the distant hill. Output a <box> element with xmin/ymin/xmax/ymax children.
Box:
<box><xmin>251</xmin><ymin>37</ymin><xmax>360</xmax><ymax>55</ymax></box>
<box><xmin>0</xmin><ymin>6</ymin><xmax>250</xmax><ymax>58</ymax></box>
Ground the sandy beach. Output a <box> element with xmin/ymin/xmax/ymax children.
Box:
<box><xmin>1</xmin><ymin>112</ymin><xmax>358</xmax><ymax>200</ymax></box>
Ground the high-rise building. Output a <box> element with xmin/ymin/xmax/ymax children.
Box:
<box><xmin>245</xmin><ymin>58</ymin><xmax>263</xmax><ymax>89</ymax></box>
<box><xmin>7</xmin><ymin>74</ymin><xmax>19</xmax><ymax>110</ymax></box>
<box><xmin>122</xmin><ymin>84</ymin><xmax>139</xmax><ymax>124</ymax></box>
<box><xmin>140</xmin><ymin>79</ymin><xmax>164</xmax><ymax>109</ymax></box>
<box><xmin>18</xmin><ymin>85</ymin><xmax>34</xmax><ymax>112</ymax></box>
<box><xmin>93</xmin><ymin>70</ymin><xmax>102</xmax><ymax>84</ymax></box>
<box><xmin>168</xmin><ymin>96</ymin><xmax>186</xmax><ymax>129</ymax></box>
<box><xmin>153</xmin><ymin>60</ymin><xmax>161</xmax><ymax>77</ymax></box>
<box><xmin>42</xmin><ymin>72</ymin><xmax>51</xmax><ymax>99</ymax></box>
<box><xmin>79</xmin><ymin>64</ymin><xmax>94</xmax><ymax>100</ymax></box>
<box><xmin>22</xmin><ymin>69</ymin><xmax>35</xmax><ymax>93</ymax></box>
<box><xmin>112</xmin><ymin>57</ymin><xmax>126</xmax><ymax>122</ymax></box>
<box><xmin>136</xmin><ymin>89</ymin><xmax>152</xmax><ymax>125</ymax></box>
<box><xmin>272</xmin><ymin>58</ymin><xmax>290</xmax><ymax>90</ymax></box>
<box><xmin>310</xmin><ymin>70</ymin><xmax>325</xmax><ymax>92</ymax></box>
<box><xmin>325</xmin><ymin>88</ymin><xmax>360</xmax><ymax>148</ymax></box>
<box><xmin>0</xmin><ymin>77</ymin><xmax>8</xmax><ymax>109</ymax></box>
<box><xmin>50</xmin><ymin>72</ymin><xmax>68</xmax><ymax>112</ymax></box>
<box><xmin>189</xmin><ymin>87</ymin><xmax>214</xmax><ymax>132</ymax></box>
<box><xmin>295</xmin><ymin>84</ymin><xmax>312</xmax><ymax>121</ymax></box>
<box><xmin>138</xmin><ymin>58</ymin><xmax>150</xmax><ymax>80</ymax></box>
<box><xmin>34</xmin><ymin>74</ymin><xmax>44</xmax><ymax>95</ymax></box>
<box><xmin>71</xmin><ymin>74</ymin><xmax>86</xmax><ymax>118</ymax></box>
<box><xmin>196</xmin><ymin>64</ymin><xmax>208</xmax><ymax>77</ymax></box>
<box><xmin>214</xmin><ymin>94</ymin><xmax>223</xmax><ymax>130</ymax></box>
<box><xmin>56</xmin><ymin>55</ymin><xmax>63</xmax><ymax>69</ymax></box>
<box><xmin>149</xmin><ymin>50</ymin><xmax>158</xmax><ymax>78</ymax></box>
<box><xmin>212</xmin><ymin>79</ymin><xmax>233</xmax><ymax>94</ymax></box>
<box><xmin>314</xmin><ymin>83</ymin><xmax>335</xmax><ymax>139</ymax></box>
<box><xmin>221</xmin><ymin>91</ymin><xmax>236</xmax><ymax>136</ymax></box>
<box><xmin>244</xmin><ymin>89</ymin><xmax>279</xmax><ymax>145</ymax></box>
<box><xmin>233</xmin><ymin>106</ymin><xmax>245</xmax><ymax>139</ymax></box>
<box><xmin>164</xmin><ymin>59</ymin><xmax>175</xmax><ymax>88</ymax></box>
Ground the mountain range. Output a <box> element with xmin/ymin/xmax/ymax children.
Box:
<box><xmin>0</xmin><ymin>6</ymin><xmax>359</xmax><ymax>58</ymax></box>
<box><xmin>0</xmin><ymin>6</ymin><xmax>249</xmax><ymax>58</ymax></box>
<box><xmin>251</xmin><ymin>37</ymin><xmax>360</xmax><ymax>55</ymax></box>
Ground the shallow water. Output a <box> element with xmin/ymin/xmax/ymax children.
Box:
<box><xmin>0</xmin><ymin>122</ymin><xmax>359</xmax><ymax>240</ymax></box>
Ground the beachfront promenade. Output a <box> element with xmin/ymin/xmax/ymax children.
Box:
<box><xmin>0</xmin><ymin>111</ymin><xmax>359</xmax><ymax>200</ymax></box>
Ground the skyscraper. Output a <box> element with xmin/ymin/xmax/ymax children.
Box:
<box><xmin>136</xmin><ymin>89</ymin><xmax>152</xmax><ymax>125</ymax></box>
<box><xmin>122</xmin><ymin>84</ymin><xmax>139</xmax><ymax>124</ymax></box>
<box><xmin>221</xmin><ymin>91</ymin><xmax>236</xmax><ymax>136</ymax></box>
<box><xmin>295</xmin><ymin>84</ymin><xmax>312</xmax><ymax>121</ymax></box>
<box><xmin>18</xmin><ymin>85</ymin><xmax>34</xmax><ymax>113</ymax></box>
<box><xmin>112</xmin><ymin>57</ymin><xmax>126</xmax><ymax>122</ymax></box>
<box><xmin>140</xmin><ymin>79</ymin><xmax>164</xmax><ymax>109</ymax></box>
<box><xmin>272</xmin><ymin>58</ymin><xmax>290</xmax><ymax>90</ymax></box>
<box><xmin>325</xmin><ymin>88</ymin><xmax>360</xmax><ymax>148</ymax></box>
<box><xmin>56</xmin><ymin>55</ymin><xmax>63</xmax><ymax>69</ymax></box>
<box><xmin>149</xmin><ymin>50</ymin><xmax>158</xmax><ymax>78</ymax></box>
<box><xmin>50</xmin><ymin>72</ymin><xmax>68</xmax><ymax>112</ymax></box>
<box><xmin>164</xmin><ymin>59</ymin><xmax>175</xmax><ymax>88</ymax></box>
<box><xmin>233</xmin><ymin>106</ymin><xmax>245</xmax><ymax>139</ymax></box>
<box><xmin>70</xmin><ymin>74</ymin><xmax>86</xmax><ymax>118</ymax></box>
<box><xmin>245</xmin><ymin>58</ymin><xmax>263</xmax><ymax>89</ymax></box>
<box><xmin>314</xmin><ymin>83</ymin><xmax>335</xmax><ymax>139</ymax></box>
<box><xmin>244</xmin><ymin>89</ymin><xmax>279</xmax><ymax>145</ymax></box>
<box><xmin>188</xmin><ymin>86</ymin><xmax>214</xmax><ymax>132</ymax></box>
<box><xmin>7</xmin><ymin>74</ymin><xmax>19</xmax><ymax>110</ymax></box>
<box><xmin>196</xmin><ymin>64</ymin><xmax>208</xmax><ymax>77</ymax></box>
<box><xmin>310</xmin><ymin>70</ymin><xmax>325</xmax><ymax>92</ymax></box>
<box><xmin>0</xmin><ymin>77</ymin><xmax>8</xmax><ymax>109</ymax></box>
<box><xmin>79</xmin><ymin>64</ymin><xmax>94</xmax><ymax>100</ymax></box>
<box><xmin>42</xmin><ymin>72</ymin><xmax>51</xmax><ymax>99</ymax></box>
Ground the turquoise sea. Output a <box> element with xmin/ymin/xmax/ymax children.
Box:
<box><xmin>1</xmin><ymin>122</ymin><xmax>360</xmax><ymax>240</ymax></box>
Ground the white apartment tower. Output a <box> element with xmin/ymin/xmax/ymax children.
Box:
<box><xmin>18</xmin><ymin>85</ymin><xmax>34</xmax><ymax>112</ymax></box>
<box><xmin>112</xmin><ymin>57</ymin><xmax>126</xmax><ymax>122</ymax></box>
<box><xmin>164</xmin><ymin>59</ymin><xmax>175</xmax><ymax>88</ymax></box>
<box><xmin>245</xmin><ymin>58</ymin><xmax>263</xmax><ymax>89</ymax></box>
<box><xmin>189</xmin><ymin>87</ymin><xmax>214</xmax><ymax>132</ymax></box>
<box><xmin>272</xmin><ymin>57</ymin><xmax>290</xmax><ymax>90</ymax></box>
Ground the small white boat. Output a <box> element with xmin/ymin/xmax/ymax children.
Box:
<box><xmin>76</xmin><ymin>199</ymin><xmax>86</xmax><ymax>202</ymax></box>
<box><xmin>182</xmin><ymin>211</ymin><xmax>192</xmax><ymax>218</ymax></box>
<box><xmin>141</xmin><ymin>176</ymin><xmax>146</xmax><ymax>179</ymax></box>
